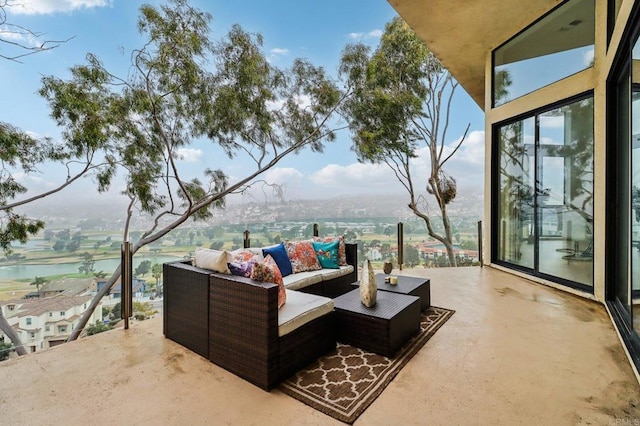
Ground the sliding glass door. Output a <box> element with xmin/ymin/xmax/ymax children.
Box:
<box><xmin>608</xmin><ymin>27</ymin><xmax>640</xmax><ymax>362</ymax></box>
<box><xmin>495</xmin><ymin>96</ymin><xmax>594</xmax><ymax>289</ymax></box>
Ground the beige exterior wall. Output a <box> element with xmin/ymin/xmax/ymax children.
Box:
<box><xmin>481</xmin><ymin>0</ymin><xmax>639</xmax><ymax>302</ymax></box>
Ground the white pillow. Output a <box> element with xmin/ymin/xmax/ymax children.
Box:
<box><xmin>194</xmin><ymin>248</ymin><xmax>232</xmax><ymax>274</ymax></box>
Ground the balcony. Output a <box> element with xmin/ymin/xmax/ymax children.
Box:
<box><xmin>1</xmin><ymin>266</ymin><xmax>639</xmax><ymax>424</ymax></box>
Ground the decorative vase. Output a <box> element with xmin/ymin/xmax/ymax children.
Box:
<box><xmin>383</xmin><ymin>262</ymin><xmax>393</xmax><ymax>275</ymax></box>
<box><xmin>360</xmin><ymin>259</ymin><xmax>377</xmax><ymax>307</ymax></box>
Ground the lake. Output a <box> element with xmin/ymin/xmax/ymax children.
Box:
<box><xmin>0</xmin><ymin>254</ymin><xmax>184</xmax><ymax>280</ymax></box>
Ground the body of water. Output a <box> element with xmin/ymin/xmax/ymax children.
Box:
<box><xmin>0</xmin><ymin>255</ymin><xmax>183</xmax><ymax>280</ymax></box>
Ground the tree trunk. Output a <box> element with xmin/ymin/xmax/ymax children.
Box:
<box><xmin>440</xmin><ymin>204</ymin><xmax>458</xmax><ymax>267</ymax></box>
<box><xmin>0</xmin><ymin>308</ymin><xmax>27</xmax><ymax>356</ymax></box>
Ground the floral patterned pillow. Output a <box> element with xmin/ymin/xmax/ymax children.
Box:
<box><xmin>314</xmin><ymin>236</ymin><xmax>347</xmax><ymax>266</ymax></box>
<box><xmin>231</xmin><ymin>249</ymin><xmax>263</xmax><ymax>262</ymax></box>
<box><xmin>285</xmin><ymin>240</ymin><xmax>321</xmax><ymax>273</ymax></box>
<box><xmin>250</xmin><ymin>254</ymin><xmax>286</xmax><ymax>308</ymax></box>
<box><xmin>228</xmin><ymin>255</ymin><xmax>260</xmax><ymax>278</ymax></box>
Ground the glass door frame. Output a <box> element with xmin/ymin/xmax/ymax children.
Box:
<box><xmin>605</xmin><ymin>1</ymin><xmax>640</xmax><ymax>371</ymax></box>
<box><xmin>491</xmin><ymin>91</ymin><xmax>595</xmax><ymax>292</ymax></box>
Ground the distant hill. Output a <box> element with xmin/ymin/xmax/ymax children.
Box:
<box><xmin>15</xmin><ymin>189</ymin><xmax>484</xmax><ymax>231</ymax></box>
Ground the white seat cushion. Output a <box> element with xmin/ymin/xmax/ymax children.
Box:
<box><xmin>278</xmin><ymin>290</ymin><xmax>334</xmax><ymax>337</ymax></box>
<box><xmin>282</xmin><ymin>270</ymin><xmax>323</xmax><ymax>290</ymax></box>
<box><xmin>320</xmin><ymin>265</ymin><xmax>354</xmax><ymax>281</ymax></box>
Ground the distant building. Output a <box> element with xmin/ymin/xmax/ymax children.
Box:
<box><xmin>97</xmin><ymin>277</ymin><xmax>147</xmax><ymax>299</ymax></box>
<box><xmin>417</xmin><ymin>242</ymin><xmax>478</xmax><ymax>262</ymax></box>
<box><xmin>39</xmin><ymin>277</ymin><xmax>94</xmax><ymax>298</ymax></box>
<box><xmin>0</xmin><ymin>295</ymin><xmax>102</xmax><ymax>353</ymax></box>
<box><xmin>366</xmin><ymin>248</ymin><xmax>382</xmax><ymax>261</ymax></box>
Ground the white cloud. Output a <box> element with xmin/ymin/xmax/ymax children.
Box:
<box><xmin>6</xmin><ymin>0</ymin><xmax>112</xmax><ymax>15</ymax></box>
<box><xmin>266</xmin><ymin>98</ymin><xmax>285</xmax><ymax>111</ymax></box>
<box><xmin>233</xmin><ymin>168</ymin><xmax>305</xmax><ymax>201</ymax></box>
<box><xmin>452</xmin><ymin>130</ymin><xmax>485</xmax><ymax>166</ymax></box>
<box><xmin>263</xmin><ymin>167</ymin><xmax>303</xmax><ymax>184</ymax></box>
<box><xmin>348</xmin><ymin>29</ymin><xmax>383</xmax><ymax>41</ymax></box>
<box><xmin>305</xmin><ymin>130</ymin><xmax>486</xmax><ymax>198</ymax></box>
<box><xmin>268</xmin><ymin>47</ymin><xmax>289</xmax><ymax>63</ymax></box>
<box><xmin>401</xmin><ymin>129</ymin><xmax>486</xmax><ymax>193</ymax></box>
<box><xmin>174</xmin><ymin>148</ymin><xmax>203</xmax><ymax>163</ymax></box>
<box><xmin>0</xmin><ymin>24</ymin><xmax>42</xmax><ymax>48</ymax></box>
<box><xmin>13</xmin><ymin>172</ymin><xmax>43</xmax><ymax>185</ymax></box>
<box><xmin>539</xmin><ymin>115</ymin><xmax>564</xmax><ymax>128</ymax></box>
<box><xmin>270</xmin><ymin>48</ymin><xmax>289</xmax><ymax>56</ymax></box>
<box><xmin>294</xmin><ymin>94</ymin><xmax>312</xmax><ymax>110</ymax></box>
<box><xmin>583</xmin><ymin>48</ymin><xmax>595</xmax><ymax>67</ymax></box>
<box><xmin>266</xmin><ymin>94</ymin><xmax>311</xmax><ymax>112</ymax></box>
<box><xmin>310</xmin><ymin>163</ymin><xmax>398</xmax><ymax>195</ymax></box>
<box><xmin>440</xmin><ymin>130</ymin><xmax>485</xmax><ymax>192</ymax></box>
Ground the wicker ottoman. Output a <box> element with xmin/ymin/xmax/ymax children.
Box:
<box><xmin>333</xmin><ymin>289</ymin><xmax>421</xmax><ymax>357</ymax></box>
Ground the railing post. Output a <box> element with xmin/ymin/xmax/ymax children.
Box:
<box><xmin>120</xmin><ymin>241</ymin><xmax>132</xmax><ymax>329</ymax></box>
<box><xmin>397</xmin><ymin>222</ymin><xmax>404</xmax><ymax>270</ymax></box>
<box><xmin>313</xmin><ymin>223</ymin><xmax>319</xmax><ymax>237</ymax></box>
<box><xmin>477</xmin><ymin>220</ymin><xmax>483</xmax><ymax>267</ymax></box>
<box><xmin>243</xmin><ymin>230</ymin><xmax>250</xmax><ymax>248</ymax></box>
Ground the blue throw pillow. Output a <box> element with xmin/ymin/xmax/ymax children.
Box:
<box><xmin>262</xmin><ymin>242</ymin><xmax>293</xmax><ymax>277</ymax></box>
<box><xmin>312</xmin><ymin>240</ymin><xmax>340</xmax><ymax>269</ymax></box>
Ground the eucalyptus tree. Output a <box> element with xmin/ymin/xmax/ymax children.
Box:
<box><xmin>34</xmin><ymin>0</ymin><xmax>347</xmax><ymax>342</ymax></box>
<box><xmin>339</xmin><ymin>17</ymin><xmax>469</xmax><ymax>267</ymax></box>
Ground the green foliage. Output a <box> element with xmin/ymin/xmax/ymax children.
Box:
<box><xmin>86</xmin><ymin>320</ymin><xmax>114</xmax><ymax>336</ymax></box>
<box><xmin>135</xmin><ymin>260</ymin><xmax>152</xmax><ymax>277</ymax></box>
<box><xmin>65</xmin><ymin>240</ymin><xmax>80</xmax><ymax>252</ymax></box>
<box><xmin>78</xmin><ymin>252</ymin><xmax>95</xmax><ymax>275</ymax></box>
<box><xmin>30</xmin><ymin>276</ymin><xmax>48</xmax><ymax>292</ymax></box>
<box><xmin>47</xmin><ymin>0</ymin><xmax>347</xmax><ymax>341</ymax></box>
<box><xmin>339</xmin><ymin>17</ymin><xmax>466</xmax><ymax>266</ymax></box>
<box><xmin>209</xmin><ymin>241</ymin><xmax>224</xmax><ymax>250</ymax></box>
<box><xmin>111</xmin><ymin>302</ymin><xmax>121</xmax><ymax>319</ymax></box>
<box><xmin>0</xmin><ymin>342</ymin><xmax>12</xmax><ymax>361</ymax></box>
<box><xmin>340</xmin><ymin>17</ymin><xmax>436</xmax><ymax>162</ymax></box>
<box><xmin>403</xmin><ymin>244</ymin><xmax>420</xmax><ymax>267</ymax></box>
<box><xmin>133</xmin><ymin>301</ymin><xmax>157</xmax><ymax>319</ymax></box>
<box><xmin>151</xmin><ymin>263</ymin><xmax>162</xmax><ymax>286</ymax></box>
<box><xmin>102</xmin><ymin>306</ymin><xmax>111</xmax><ymax>317</ymax></box>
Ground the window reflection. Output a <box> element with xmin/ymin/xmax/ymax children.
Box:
<box><xmin>493</xmin><ymin>0</ymin><xmax>595</xmax><ymax>106</ymax></box>
<box><xmin>496</xmin><ymin>97</ymin><xmax>594</xmax><ymax>288</ymax></box>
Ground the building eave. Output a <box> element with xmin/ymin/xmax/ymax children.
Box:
<box><xmin>387</xmin><ymin>0</ymin><xmax>563</xmax><ymax>108</ymax></box>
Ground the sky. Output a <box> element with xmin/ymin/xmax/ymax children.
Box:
<box><xmin>1</xmin><ymin>0</ymin><xmax>485</xmax><ymax>208</ymax></box>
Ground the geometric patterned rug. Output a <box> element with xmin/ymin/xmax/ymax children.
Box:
<box><xmin>279</xmin><ymin>306</ymin><xmax>455</xmax><ymax>424</ymax></box>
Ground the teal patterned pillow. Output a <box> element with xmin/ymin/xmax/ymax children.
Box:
<box><xmin>312</xmin><ymin>240</ymin><xmax>340</xmax><ymax>269</ymax></box>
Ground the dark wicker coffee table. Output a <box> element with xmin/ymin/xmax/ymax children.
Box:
<box><xmin>333</xmin><ymin>289</ymin><xmax>421</xmax><ymax>357</ymax></box>
<box><xmin>352</xmin><ymin>274</ymin><xmax>431</xmax><ymax>310</ymax></box>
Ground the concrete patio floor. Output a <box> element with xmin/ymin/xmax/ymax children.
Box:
<box><xmin>1</xmin><ymin>266</ymin><xmax>640</xmax><ymax>425</ymax></box>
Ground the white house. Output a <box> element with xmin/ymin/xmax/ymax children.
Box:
<box><xmin>0</xmin><ymin>295</ymin><xmax>102</xmax><ymax>354</ymax></box>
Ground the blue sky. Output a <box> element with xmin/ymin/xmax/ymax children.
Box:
<box><xmin>2</xmin><ymin>0</ymin><xmax>485</xmax><ymax>206</ymax></box>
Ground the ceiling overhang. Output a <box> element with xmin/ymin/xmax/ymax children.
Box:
<box><xmin>387</xmin><ymin>0</ymin><xmax>563</xmax><ymax>108</ymax></box>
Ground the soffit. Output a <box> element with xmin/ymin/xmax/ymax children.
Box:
<box><xmin>387</xmin><ymin>0</ymin><xmax>563</xmax><ymax>108</ymax></box>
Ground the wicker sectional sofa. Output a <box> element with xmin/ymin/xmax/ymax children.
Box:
<box><xmin>163</xmin><ymin>242</ymin><xmax>357</xmax><ymax>390</ymax></box>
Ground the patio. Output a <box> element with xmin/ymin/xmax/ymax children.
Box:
<box><xmin>1</xmin><ymin>266</ymin><xmax>639</xmax><ymax>425</ymax></box>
